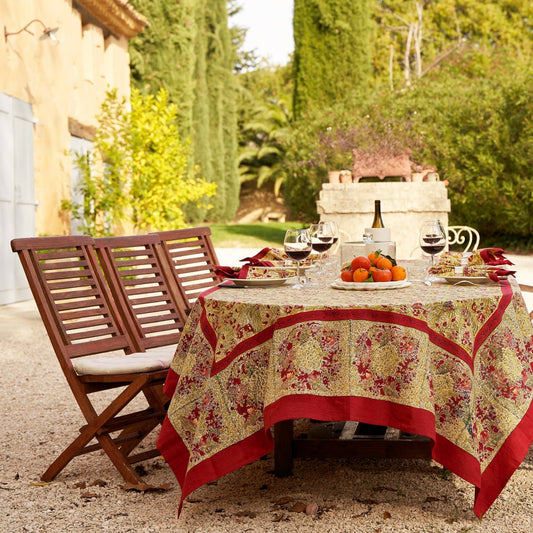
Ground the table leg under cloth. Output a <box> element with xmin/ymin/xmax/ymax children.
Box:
<box><xmin>273</xmin><ymin>419</ymin><xmax>432</xmax><ymax>477</ymax></box>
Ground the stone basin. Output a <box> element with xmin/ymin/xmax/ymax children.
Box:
<box><xmin>317</xmin><ymin>181</ymin><xmax>451</xmax><ymax>259</ymax></box>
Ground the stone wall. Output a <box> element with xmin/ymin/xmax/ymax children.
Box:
<box><xmin>317</xmin><ymin>182</ymin><xmax>451</xmax><ymax>259</ymax></box>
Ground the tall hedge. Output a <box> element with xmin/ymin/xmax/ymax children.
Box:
<box><xmin>129</xmin><ymin>0</ymin><xmax>239</xmax><ymax>222</ymax></box>
<box><xmin>203</xmin><ymin>0</ymin><xmax>239</xmax><ymax>221</ymax></box>
<box><xmin>293</xmin><ymin>0</ymin><xmax>372</xmax><ymax>118</ymax></box>
<box><xmin>129</xmin><ymin>0</ymin><xmax>196</xmax><ymax>140</ymax></box>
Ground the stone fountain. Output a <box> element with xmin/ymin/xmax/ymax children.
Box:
<box><xmin>317</xmin><ymin>150</ymin><xmax>451</xmax><ymax>259</ymax></box>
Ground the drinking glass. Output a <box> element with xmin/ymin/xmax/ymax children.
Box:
<box><xmin>309</xmin><ymin>222</ymin><xmax>335</xmax><ymax>274</ymax></box>
<box><xmin>328</xmin><ymin>220</ymin><xmax>340</xmax><ymax>254</ymax></box>
<box><xmin>419</xmin><ymin>220</ymin><xmax>446</xmax><ymax>279</ymax></box>
<box><xmin>284</xmin><ymin>228</ymin><xmax>312</xmax><ymax>289</ymax></box>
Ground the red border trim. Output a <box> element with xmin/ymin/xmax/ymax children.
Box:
<box><xmin>162</xmin><ymin>367</ymin><xmax>179</xmax><ymax>398</ymax></box>
<box><xmin>473</xmin><ymin>280</ymin><xmax>513</xmax><ymax>356</ymax></box>
<box><xmin>159</xmin><ymin>388</ymin><xmax>533</xmax><ymax>518</ymax></box>
<box><xmin>473</xmin><ymin>392</ymin><xmax>533</xmax><ymax>517</ymax></box>
<box><xmin>264</xmin><ymin>395</ymin><xmax>481</xmax><ymax>489</ymax></box>
<box><xmin>211</xmin><ymin>308</ymin><xmax>474</xmax><ymax>375</ymax></box>
<box><xmin>157</xmin><ymin>417</ymin><xmax>273</xmax><ymax>514</ymax></box>
<box><xmin>158</xmin><ymin>394</ymin><xmax>506</xmax><ymax>517</ymax></box>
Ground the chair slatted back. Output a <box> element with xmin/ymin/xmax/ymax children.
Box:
<box><xmin>10</xmin><ymin>236</ymin><xmax>132</xmax><ymax>365</ymax></box>
<box><xmin>11</xmin><ymin>235</ymin><xmax>172</xmax><ymax>485</ymax></box>
<box><xmin>155</xmin><ymin>227</ymin><xmax>220</xmax><ymax>311</ymax></box>
<box><xmin>95</xmin><ymin>234</ymin><xmax>187</xmax><ymax>352</ymax></box>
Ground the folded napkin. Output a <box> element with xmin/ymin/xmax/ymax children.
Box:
<box><xmin>477</xmin><ymin>248</ymin><xmax>514</xmax><ymax>266</ymax></box>
<box><xmin>431</xmin><ymin>248</ymin><xmax>515</xmax><ymax>281</ymax></box>
<box><xmin>486</xmin><ymin>267</ymin><xmax>516</xmax><ymax>282</ymax></box>
<box><xmin>215</xmin><ymin>247</ymin><xmax>321</xmax><ymax>281</ymax></box>
<box><xmin>214</xmin><ymin>265</ymin><xmax>293</xmax><ymax>280</ymax></box>
<box><xmin>240</xmin><ymin>247</ymin><xmax>320</xmax><ymax>266</ymax></box>
<box><xmin>240</xmin><ymin>247</ymin><xmax>288</xmax><ymax>265</ymax></box>
<box><xmin>214</xmin><ymin>265</ymin><xmax>250</xmax><ymax>279</ymax></box>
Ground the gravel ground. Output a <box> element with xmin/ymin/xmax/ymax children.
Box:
<box><xmin>2</xmin><ymin>252</ymin><xmax>533</xmax><ymax>533</ymax></box>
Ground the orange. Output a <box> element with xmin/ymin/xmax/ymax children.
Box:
<box><xmin>340</xmin><ymin>269</ymin><xmax>354</xmax><ymax>282</ymax></box>
<box><xmin>391</xmin><ymin>265</ymin><xmax>407</xmax><ymax>281</ymax></box>
<box><xmin>351</xmin><ymin>255</ymin><xmax>371</xmax><ymax>271</ymax></box>
<box><xmin>376</xmin><ymin>255</ymin><xmax>393</xmax><ymax>270</ymax></box>
<box><xmin>352</xmin><ymin>268</ymin><xmax>369</xmax><ymax>282</ymax></box>
<box><xmin>367</xmin><ymin>251</ymin><xmax>381</xmax><ymax>266</ymax></box>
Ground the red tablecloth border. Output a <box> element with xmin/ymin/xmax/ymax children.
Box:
<box><xmin>203</xmin><ymin>282</ymin><xmax>512</xmax><ymax>377</ymax></box>
<box><xmin>158</xmin><ymin>383</ymin><xmax>533</xmax><ymax>519</ymax></box>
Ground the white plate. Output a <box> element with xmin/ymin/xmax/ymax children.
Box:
<box><xmin>443</xmin><ymin>276</ymin><xmax>492</xmax><ymax>285</ymax></box>
<box><xmin>224</xmin><ymin>277</ymin><xmax>296</xmax><ymax>287</ymax></box>
<box><xmin>331</xmin><ymin>279</ymin><xmax>411</xmax><ymax>291</ymax></box>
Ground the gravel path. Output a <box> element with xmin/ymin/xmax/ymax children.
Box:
<box><xmin>2</xmin><ymin>251</ymin><xmax>533</xmax><ymax>532</ymax></box>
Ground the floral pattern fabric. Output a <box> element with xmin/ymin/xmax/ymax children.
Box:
<box><xmin>158</xmin><ymin>279</ymin><xmax>533</xmax><ymax>519</ymax></box>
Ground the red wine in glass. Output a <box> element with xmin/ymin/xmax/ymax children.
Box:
<box><xmin>421</xmin><ymin>235</ymin><xmax>445</xmax><ymax>255</ymax></box>
<box><xmin>286</xmin><ymin>249</ymin><xmax>312</xmax><ymax>261</ymax></box>
<box><xmin>284</xmin><ymin>228</ymin><xmax>312</xmax><ymax>289</ymax></box>
<box><xmin>419</xmin><ymin>221</ymin><xmax>446</xmax><ymax>280</ymax></box>
<box><xmin>311</xmin><ymin>237</ymin><xmax>333</xmax><ymax>254</ymax></box>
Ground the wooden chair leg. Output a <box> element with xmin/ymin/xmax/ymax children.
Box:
<box><xmin>118</xmin><ymin>385</ymin><xmax>167</xmax><ymax>457</ymax></box>
<box><xmin>97</xmin><ymin>434</ymin><xmax>147</xmax><ymax>485</ymax></box>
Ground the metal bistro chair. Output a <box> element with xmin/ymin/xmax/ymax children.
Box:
<box><xmin>446</xmin><ymin>225</ymin><xmax>480</xmax><ymax>253</ymax></box>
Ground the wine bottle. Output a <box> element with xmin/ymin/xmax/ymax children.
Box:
<box><xmin>371</xmin><ymin>200</ymin><xmax>384</xmax><ymax>228</ymax></box>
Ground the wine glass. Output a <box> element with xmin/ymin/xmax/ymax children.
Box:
<box><xmin>284</xmin><ymin>228</ymin><xmax>312</xmax><ymax>289</ymax></box>
<box><xmin>419</xmin><ymin>220</ymin><xmax>446</xmax><ymax>279</ymax></box>
<box><xmin>309</xmin><ymin>222</ymin><xmax>335</xmax><ymax>272</ymax></box>
<box><xmin>327</xmin><ymin>220</ymin><xmax>340</xmax><ymax>254</ymax></box>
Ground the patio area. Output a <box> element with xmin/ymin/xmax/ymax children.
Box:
<box><xmin>1</xmin><ymin>249</ymin><xmax>533</xmax><ymax>532</ymax></box>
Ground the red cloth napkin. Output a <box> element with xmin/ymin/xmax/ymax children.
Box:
<box><xmin>487</xmin><ymin>267</ymin><xmax>516</xmax><ymax>282</ymax></box>
<box><xmin>239</xmin><ymin>247</ymin><xmax>280</xmax><ymax>266</ymax></box>
<box><xmin>476</xmin><ymin>248</ymin><xmax>515</xmax><ymax>281</ymax></box>
<box><xmin>214</xmin><ymin>265</ymin><xmax>250</xmax><ymax>279</ymax></box>
<box><xmin>240</xmin><ymin>247</ymin><xmax>319</xmax><ymax>266</ymax></box>
<box><xmin>478</xmin><ymin>248</ymin><xmax>514</xmax><ymax>266</ymax></box>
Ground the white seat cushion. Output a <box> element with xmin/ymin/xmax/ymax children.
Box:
<box><xmin>72</xmin><ymin>346</ymin><xmax>177</xmax><ymax>376</ymax></box>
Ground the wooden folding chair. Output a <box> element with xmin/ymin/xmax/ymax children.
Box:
<box><xmin>94</xmin><ymin>234</ymin><xmax>187</xmax><ymax>354</ymax></box>
<box><xmin>154</xmin><ymin>227</ymin><xmax>220</xmax><ymax>312</ymax></box>
<box><xmin>11</xmin><ymin>235</ymin><xmax>171</xmax><ymax>484</ymax></box>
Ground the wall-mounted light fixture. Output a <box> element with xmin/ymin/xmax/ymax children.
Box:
<box><xmin>4</xmin><ymin>19</ymin><xmax>59</xmax><ymax>43</ymax></box>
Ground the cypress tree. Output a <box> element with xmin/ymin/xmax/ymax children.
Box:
<box><xmin>293</xmin><ymin>0</ymin><xmax>372</xmax><ymax>119</ymax></box>
<box><xmin>129</xmin><ymin>0</ymin><xmax>196</xmax><ymax>140</ymax></box>
<box><xmin>192</xmin><ymin>2</ymin><xmax>213</xmax><ymax>192</ymax></box>
<box><xmin>130</xmin><ymin>0</ymin><xmax>239</xmax><ymax>222</ymax></box>
<box><xmin>204</xmin><ymin>0</ymin><xmax>239</xmax><ymax>220</ymax></box>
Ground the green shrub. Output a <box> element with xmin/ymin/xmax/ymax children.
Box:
<box><xmin>64</xmin><ymin>88</ymin><xmax>216</xmax><ymax>236</ymax></box>
<box><xmin>282</xmin><ymin>103</ymin><xmax>422</xmax><ymax>221</ymax></box>
<box><xmin>390</xmin><ymin>49</ymin><xmax>533</xmax><ymax>247</ymax></box>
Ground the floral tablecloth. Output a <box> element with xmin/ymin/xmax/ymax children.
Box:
<box><xmin>157</xmin><ymin>279</ymin><xmax>533</xmax><ymax>518</ymax></box>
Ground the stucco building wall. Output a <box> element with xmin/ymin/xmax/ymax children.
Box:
<box><xmin>1</xmin><ymin>0</ymin><xmax>146</xmax><ymax>235</ymax></box>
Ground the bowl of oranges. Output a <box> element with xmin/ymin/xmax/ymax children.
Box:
<box><xmin>333</xmin><ymin>251</ymin><xmax>410</xmax><ymax>290</ymax></box>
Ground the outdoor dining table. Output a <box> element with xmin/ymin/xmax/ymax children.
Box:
<box><xmin>157</xmin><ymin>277</ymin><xmax>533</xmax><ymax>518</ymax></box>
